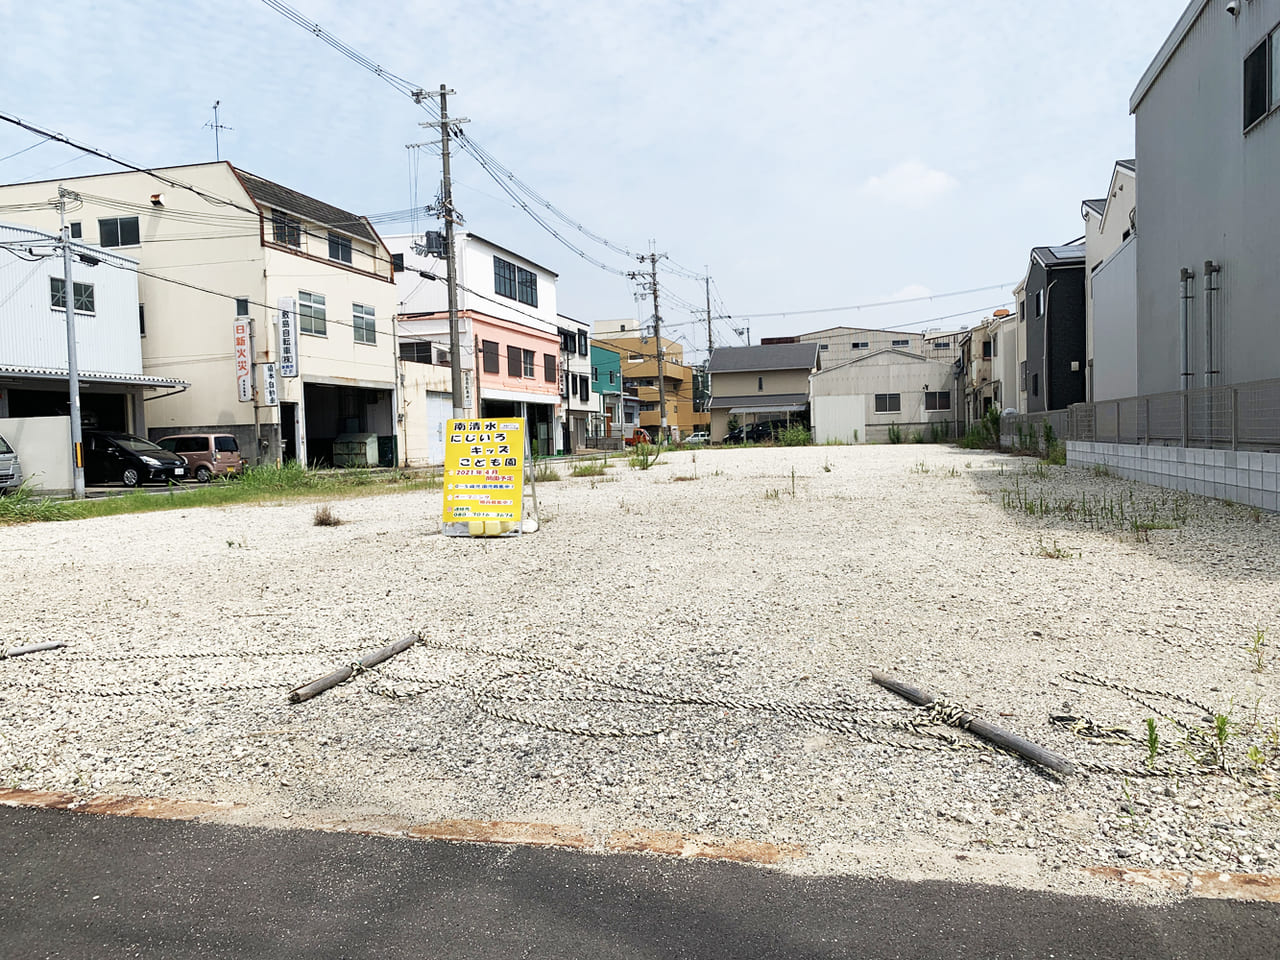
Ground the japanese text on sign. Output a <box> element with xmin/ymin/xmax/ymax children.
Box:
<box><xmin>234</xmin><ymin>319</ymin><xmax>251</xmax><ymax>402</ymax></box>
<box><xmin>278</xmin><ymin>297</ymin><xmax>298</xmax><ymax>378</ymax></box>
<box><xmin>442</xmin><ymin>419</ymin><xmax>525</xmax><ymax>524</ymax></box>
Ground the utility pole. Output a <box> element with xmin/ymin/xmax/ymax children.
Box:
<box><xmin>417</xmin><ymin>86</ymin><xmax>469</xmax><ymax>419</ymax></box>
<box><xmin>630</xmin><ymin>252</ymin><xmax>668</xmax><ymax>442</ymax></box>
<box><xmin>705</xmin><ymin>273</ymin><xmax>714</xmax><ymax>357</ymax></box>
<box><xmin>57</xmin><ymin>186</ymin><xmax>85</xmax><ymax>499</ymax></box>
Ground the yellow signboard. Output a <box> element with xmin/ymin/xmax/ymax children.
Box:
<box><xmin>441</xmin><ymin>418</ymin><xmax>525</xmax><ymax>536</ymax></box>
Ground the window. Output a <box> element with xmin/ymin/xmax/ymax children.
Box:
<box><xmin>522</xmin><ymin>348</ymin><xmax>535</xmax><ymax>378</ymax></box>
<box><xmin>1018</xmin><ymin>300</ymin><xmax>1025</xmax><ymax>322</ymax></box>
<box><xmin>577</xmin><ymin>330</ymin><xmax>588</xmax><ymax>356</ymax></box>
<box><xmin>874</xmin><ymin>393</ymin><xmax>901</xmax><ymax>413</ymax></box>
<box><xmin>400</xmin><ymin>341</ymin><xmax>432</xmax><ymax>363</ymax></box>
<box><xmin>299</xmin><ymin>290</ymin><xmax>326</xmax><ymax>335</ymax></box>
<box><xmin>507</xmin><ymin>344</ymin><xmax>522</xmax><ymax>376</ymax></box>
<box><xmin>1020</xmin><ymin>360</ymin><xmax>1027</xmax><ymax>391</ymax></box>
<box><xmin>592</xmin><ymin>366</ymin><xmax>598</xmax><ymax>381</ymax></box>
<box><xmin>1035</xmin><ymin>289</ymin><xmax>1044</xmax><ymax>316</ymax></box>
<box><xmin>517</xmin><ymin>266</ymin><xmax>538</xmax><ymax>307</ymax></box>
<box><xmin>494</xmin><ymin>257</ymin><xmax>517</xmax><ymax>299</ymax></box>
<box><xmin>757</xmin><ymin>376</ymin><xmax>764</xmax><ymax>392</ymax></box>
<box><xmin>328</xmin><ymin>233</ymin><xmax>352</xmax><ymax>264</ymax></box>
<box><xmin>50</xmin><ymin>277</ymin><xmax>95</xmax><ymax>313</ymax></box>
<box><xmin>544</xmin><ymin>353</ymin><xmax>557</xmax><ymax>382</ymax></box>
<box><xmin>139</xmin><ymin>304</ymin><xmax>146</xmax><ymax>337</ymax></box>
<box><xmin>1244</xmin><ymin>35</ymin><xmax>1271</xmax><ymax>130</ymax></box>
<box><xmin>982</xmin><ymin>340</ymin><xmax>993</xmax><ymax>359</ymax></box>
<box><xmin>932</xmin><ymin>341</ymin><xmax>951</xmax><ymax>350</ymax></box>
<box><xmin>482</xmin><ymin>340</ymin><xmax>500</xmax><ymax>374</ymax></box>
<box><xmin>579</xmin><ymin>375</ymin><xmax>590</xmax><ymax>402</ymax></box>
<box><xmin>925</xmin><ymin>391</ymin><xmax>951</xmax><ymax>411</ymax></box>
<box><xmin>70</xmin><ymin>222</ymin><xmax>82</xmax><ymax>239</ymax></box>
<box><xmin>235</xmin><ymin>297</ymin><xmax>250</xmax><ymax>317</ymax></box>
<box><xmin>352</xmin><ymin>302</ymin><xmax>376</xmax><ymax>344</ymax></box>
<box><xmin>892</xmin><ymin>339</ymin><xmax>909</xmax><ymax>347</ymax></box>
<box><xmin>1031</xmin><ymin>373</ymin><xmax>1039</xmax><ymax>397</ymax></box>
<box><xmin>98</xmin><ymin>216</ymin><xmax>139</xmax><ymax>248</ymax></box>
<box><xmin>391</xmin><ymin>252</ymin><xmax>405</xmax><ymax>273</ymax></box>
<box><xmin>818</xmin><ymin>343</ymin><xmax>829</xmax><ymax>351</ymax></box>
<box><xmin>991</xmin><ymin>336</ymin><xmax>998</xmax><ymax>358</ymax></box>
<box><xmin>271</xmin><ymin>210</ymin><xmax>301</xmax><ymax>247</ymax></box>
<box><xmin>852</xmin><ymin>341</ymin><xmax>869</xmax><ymax>349</ymax></box>
<box><xmin>608</xmin><ymin>370</ymin><xmax>616</xmax><ymax>385</ymax></box>
<box><xmin>629</xmin><ymin>353</ymin><xmax>643</xmax><ymax>361</ymax></box>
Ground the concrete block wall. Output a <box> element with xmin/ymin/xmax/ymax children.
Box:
<box><xmin>1067</xmin><ymin>441</ymin><xmax>1280</xmax><ymax>512</ymax></box>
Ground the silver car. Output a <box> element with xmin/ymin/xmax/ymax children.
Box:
<box><xmin>0</xmin><ymin>433</ymin><xmax>23</xmax><ymax>494</ymax></box>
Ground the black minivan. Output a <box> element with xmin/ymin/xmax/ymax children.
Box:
<box><xmin>83</xmin><ymin>431</ymin><xmax>187</xmax><ymax>486</ymax></box>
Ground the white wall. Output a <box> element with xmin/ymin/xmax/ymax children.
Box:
<box><xmin>0</xmin><ymin>223</ymin><xmax>142</xmax><ymax>376</ymax></box>
<box><xmin>0</xmin><ymin>416</ymin><xmax>72</xmax><ymax>492</ymax></box>
<box><xmin>1090</xmin><ymin>237</ymin><xmax>1139</xmax><ymax>402</ymax></box>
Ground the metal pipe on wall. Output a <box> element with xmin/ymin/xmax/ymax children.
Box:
<box><xmin>1203</xmin><ymin>260</ymin><xmax>1220</xmax><ymax>388</ymax></box>
<box><xmin>1179</xmin><ymin>266</ymin><xmax>1195</xmax><ymax>390</ymax></box>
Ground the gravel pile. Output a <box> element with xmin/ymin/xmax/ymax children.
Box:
<box><xmin>2</xmin><ymin>444</ymin><xmax>1278</xmax><ymax>898</ymax></box>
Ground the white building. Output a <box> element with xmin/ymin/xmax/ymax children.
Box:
<box><xmin>0</xmin><ymin>163</ymin><xmax>401</xmax><ymax>467</ymax></box>
<box><xmin>810</xmin><ymin>349</ymin><xmax>957</xmax><ymax>444</ymax></box>
<box><xmin>0</xmin><ymin>222</ymin><xmax>187</xmax><ymax>490</ymax></box>
<box><xmin>1082</xmin><ymin>160</ymin><xmax>1138</xmax><ymax>402</ymax></box>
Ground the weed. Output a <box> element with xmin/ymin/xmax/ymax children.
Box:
<box><xmin>671</xmin><ymin>475</ymin><xmax>697</xmax><ymax>482</ymax></box>
<box><xmin>764</xmin><ymin>488</ymin><xmax>780</xmax><ymax>500</ymax></box>
<box><xmin>1251</xmin><ymin>627</ymin><xmax>1268</xmax><ymax>673</ymax></box>
<box><xmin>1035</xmin><ymin>537</ymin><xmax>1073</xmax><ymax>559</ymax></box>
<box><xmin>791</xmin><ymin>466</ymin><xmax>796</xmax><ymax>497</ymax></box>
<box><xmin>822</xmin><ymin>458</ymin><xmax>833</xmax><ymax>473</ymax></box>
<box><xmin>534</xmin><ymin>463</ymin><xmax>562</xmax><ymax>482</ymax></box>
<box><xmin>571</xmin><ymin>458</ymin><xmax>607</xmax><ymax>478</ymax></box>
<box><xmin>777</xmin><ymin>425</ymin><xmax>811</xmax><ymax>446</ymax></box>
<box><xmin>887</xmin><ymin>423</ymin><xmax>903</xmax><ymax>444</ymax></box>
<box><xmin>910</xmin><ymin>430</ymin><xmax>925</xmax><ymax>444</ymax></box>
<box><xmin>628</xmin><ymin>443</ymin><xmax>662</xmax><ymax>470</ymax></box>
<box><xmin>313</xmin><ymin>504</ymin><xmax>342</xmax><ymax>526</ymax></box>
<box><xmin>1043</xmin><ymin>440</ymin><xmax>1066</xmax><ymax>465</ymax></box>
<box><xmin>911</xmin><ymin>461</ymin><xmax>930</xmax><ymax>475</ymax></box>
<box><xmin>947</xmin><ymin>466</ymin><xmax>959</xmax><ymax>478</ymax></box>
<box><xmin>1145</xmin><ymin>718</ymin><xmax>1160</xmax><ymax>767</ymax></box>
<box><xmin>1090</xmin><ymin>462</ymin><xmax>1113</xmax><ymax>478</ymax></box>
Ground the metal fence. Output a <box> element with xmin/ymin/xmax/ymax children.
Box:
<box><xmin>1003</xmin><ymin>377</ymin><xmax>1280</xmax><ymax>451</ymax></box>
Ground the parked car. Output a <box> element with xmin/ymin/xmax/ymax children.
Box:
<box><xmin>623</xmin><ymin>428</ymin><xmax>653</xmax><ymax>447</ymax></box>
<box><xmin>723</xmin><ymin>422</ymin><xmax>778</xmax><ymax>444</ymax></box>
<box><xmin>0</xmin><ymin>432</ymin><xmax>23</xmax><ymax>494</ymax></box>
<box><xmin>83</xmin><ymin>431</ymin><xmax>187</xmax><ymax>486</ymax></box>
<box><xmin>157</xmin><ymin>433</ymin><xmax>244</xmax><ymax>482</ymax></box>
<box><xmin>684</xmin><ymin>432</ymin><xmax>710</xmax><ymax>445</ymax></box>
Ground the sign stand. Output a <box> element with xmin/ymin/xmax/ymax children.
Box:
<box><xmin>521</xmin><ymin>409</ymin><xmax>540</xmax><ymax>534</ymax></box>
<box><xmin>440</xmin><ymin>416</ymin><xmax>528</xmax><ymax>538</ymax></box>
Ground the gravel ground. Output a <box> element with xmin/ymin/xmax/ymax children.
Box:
<box><xmin>2</xmin><ymin>444</ymin><xmax>1278</xmax><ymax>899</ymax></box>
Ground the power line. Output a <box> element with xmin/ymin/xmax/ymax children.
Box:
<box><xmin>724</xmin><ymin>283</ymin><xmax>1016</xmax><ymax>321</ymax></box>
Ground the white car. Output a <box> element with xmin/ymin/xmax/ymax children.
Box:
<box><xmin>684</xmin><ymin>432</ymin><xmax>710</xmax><ymax>445</ymax></box>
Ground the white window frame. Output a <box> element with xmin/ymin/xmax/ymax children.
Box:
<box><xmin>352</xmin><ymin>302</ymin><xmax>376</xmax><ymax>344</ymax></box>
<box><xmin>299</xmin><ymin>290</ymin><xmax>327</xmax><ymax>336</ymax></box>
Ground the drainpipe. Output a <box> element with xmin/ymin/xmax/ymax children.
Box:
<box><xmin>1179</xmin><ymin>267</ymin><xmax>1195</xmax><ymax>389</ymax></box>
<box><xmin>1203</xmin><ymin>261</ymin><xmax>1220</xmax><ymax>387</ymax></box>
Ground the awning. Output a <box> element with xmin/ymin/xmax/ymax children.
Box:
<box><xmin>728</xmin><ymin>402</ymin><xmax>808</xmax><ymax>415</ymax></box>
<box><xmin>0</xmin><ymin>364</ymin><xmax>188</xmax><ymax>390</ymax></box>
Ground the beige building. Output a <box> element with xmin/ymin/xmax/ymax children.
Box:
<box><xmin>593</xmin><ymin>329</ymin><xmax>704</xmax><ymax>440</ymax></box>
<box><xmin>0</xmin><ymin>163</ymin><xmax>400</xmax><ymax>466</ymax></box>
<box><xmin>795</xmin><ymin>326</ymin><xmax>923</xmax><ymax>367</ymax></box>
<box><xmin>706</xmin><ymin>343</ymin><xmax>818</xmax><ymax>440</ymax></box>
<box><xmin>810</xmin><ymin>349</ymin><xmax>957</xmax><ymax>444</ymax></box>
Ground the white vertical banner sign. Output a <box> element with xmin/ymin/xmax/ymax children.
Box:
<box><xmin>277</xmin><ymin>296</ymin><xmax>298</xmax><ymax>378</ymax></box>
<box><xmin>262</xmin><ymin>363</ymin><xmax>279</xmax><ymax>407</ymax></box>
<box><xmin>234</xmin><ymin>319</ymin><xmax>252</xmax><ymax>402</ymax></box>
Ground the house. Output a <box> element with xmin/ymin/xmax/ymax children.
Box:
<box><xmin>809</xmin><ymin>348</ymin><xmax>956</xmax><ymax>444</ymax></box>
<box><xmin>0</xmin><ymin>222</ymin><xmax>186</xmax><ymax>490</ymax></box>
<box><xmin>0</xmin><ymin>163</ymin><xmax>401</xmax><ymax>467</ymax></box>
<box><xmin>706</xmin><ymin>343</ymin><xmax>818</xmax><ymax>441</ymax></box>
<box><xmin>1130</xmin><ymin>0</ymin><xmax>1280</xmax><ymax>393</ymax></box>
<box><xmin>589</xmin><ymin>340</ymin><xmax>624</xmax><ymax>443</ymax></box>
<box><xmin>557</xmin><ymin>316</ymin><xmax>594</xmax><ymax>452</ymax></box>
<box><xmin>390</xmin><ymin>232</ymin><xmax>564</xmax><ymax>456</ymax></box>
<box><xmin>592</xmin><ymin>328</ymin><xmax>705</xmax><ymax>440</ymax></box>
<box><xmin>1082</xmin><ymin>160</ymin><xmax>1138</xmax><ymax>402</ymax></box>
<box><xmin>1014</xmin><ymin>244</ymin><xmax>1087</xmax><ymax>413</ymax></box>
<box><xmin>957</xmin><ymin>313</ymin><xmax>1010</xmax><ymax>424</ymax></box>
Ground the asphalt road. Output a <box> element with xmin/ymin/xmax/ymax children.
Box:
<box><xmin>2</xmin><ymin>807</ymin><xmax>1277</xmax><ymax>960</ymax></box>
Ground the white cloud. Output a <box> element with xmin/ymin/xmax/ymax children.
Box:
<box><xmin>860</xmin><ymin>160</ymin><xmax>958</xmax><ymax>208</ymax></box>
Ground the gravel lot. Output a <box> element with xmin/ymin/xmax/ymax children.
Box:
<box><xmin>2</xmin><ymin>444</ymin><xmax>1278</xmax><ymax>898</ymax></box>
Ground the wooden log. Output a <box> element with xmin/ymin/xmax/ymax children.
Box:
<box><xmin>871</xmin><ymin>670</ymin><xmax>1076</xmax><ymax>776</ymax></box>
<box><xmin>288</xmin><ymin>634</ymin><xmax>419</xmax><ymax>704</ymax></box>
<box><xmin>2</xmin><ymin>641</ymin><xmax>66</xmax><ymax>659</ymax></box>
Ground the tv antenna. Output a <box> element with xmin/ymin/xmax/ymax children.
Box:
<box><xmin>205</xmin><ymin>101</ymin><xmax>233</xmax><ymax>161</ymax></box>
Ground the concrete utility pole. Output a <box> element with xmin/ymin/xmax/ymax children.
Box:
<box><xmin>418</xmin><ymin>86</ymin><xmax>468</xmax><ymax>419</ymax></box>
<box><xmin>705</xmin><ymin>273</ymin><xmax>714</xmax><ymax>357</ymax></box>
<box><xmin>630</xmin><ymin>252</ymin><xmax>668</xmax><ymax>442</ymax></box>
<box><xmin>57</xmin><ymin>187</ymin><xmax>85</xmax><ymax>500</ymax></box>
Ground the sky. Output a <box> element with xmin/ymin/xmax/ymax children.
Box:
<box><xmin>0</xmin><ymin>0</ymin><xmax>1191</xmax><ymax>363</ymax></box>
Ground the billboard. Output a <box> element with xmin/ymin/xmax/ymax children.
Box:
<box><xmin>234</xmin><ymin>319</ymin><xmax>251</xmax><ymax>402</ymax></box>
<box><xmin>277</xmin><ymin>296</ymin><xmax>298</xmax><ymax>378</ymax></box>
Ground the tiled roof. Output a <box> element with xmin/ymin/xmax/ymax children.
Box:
<box><xmin>707</xmin><ymin>343</ymin><xmax>819</xmax><ymax>373</ymax></box>
<box><xmin>234</xmin><ymin>168</ymin><xmax>377</xmax><ymax>243</ymax></box>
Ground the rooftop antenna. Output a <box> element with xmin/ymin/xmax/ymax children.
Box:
<box><xmin>205</xmin><ymin>101</ymin><xmax>233</xmax><ymax>161</ymax></box>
